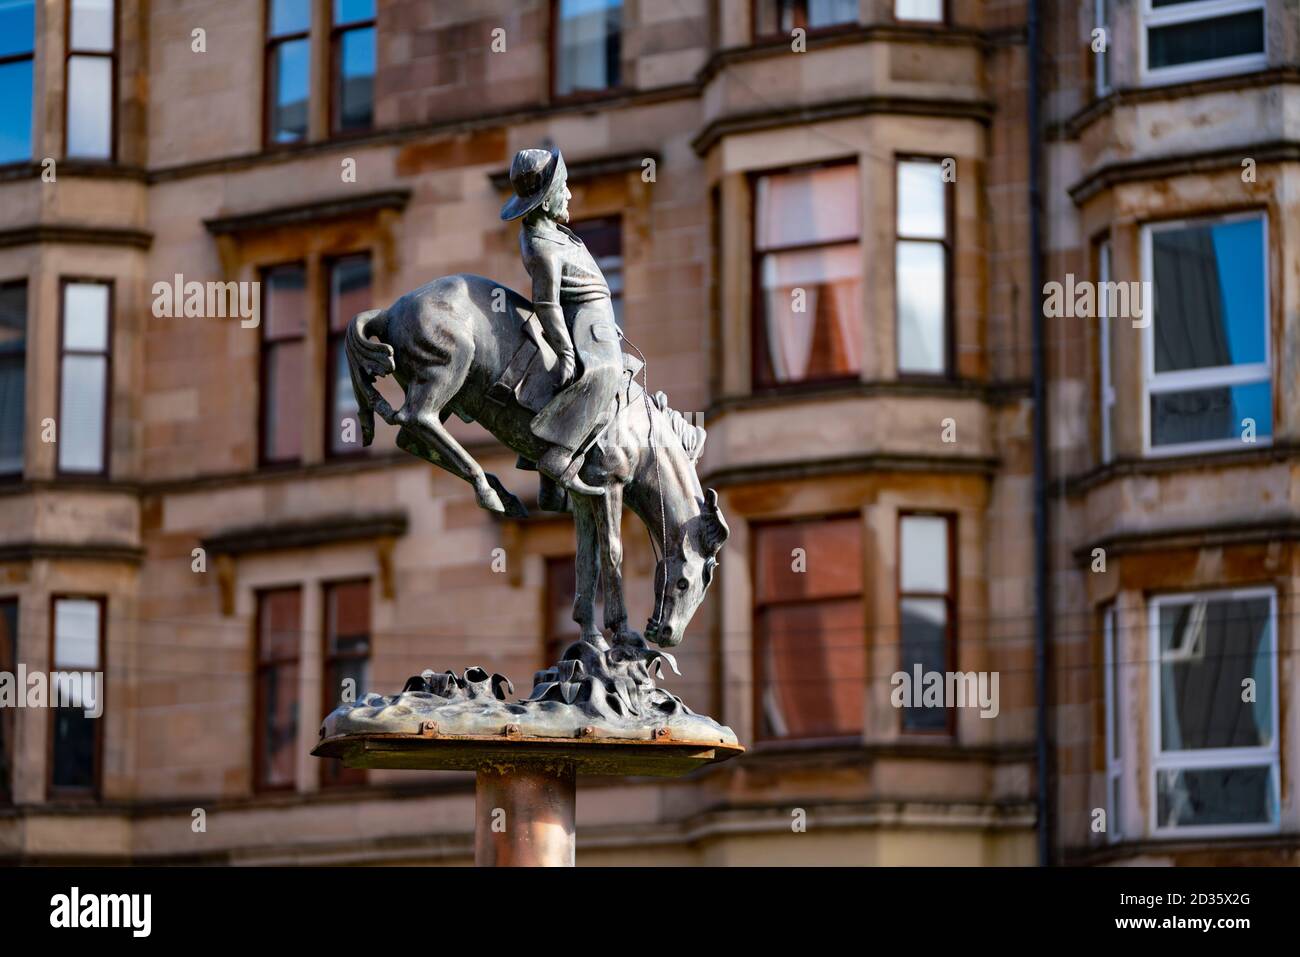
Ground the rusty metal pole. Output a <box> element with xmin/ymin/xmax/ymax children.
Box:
<box><xmin>474</xmin><ymin>761</ymin><xmax>576</xmax><ymax>866</ymax></box>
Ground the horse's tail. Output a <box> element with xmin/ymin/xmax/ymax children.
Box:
<box><xmin>345</xmin><ymin>308</ymin><xmax>395</xmax><ymax>446</ymax></box>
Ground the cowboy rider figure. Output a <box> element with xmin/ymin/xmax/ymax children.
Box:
<box><xmin>501</xmin><ymin>147</ymin><xmax>624</xmax><ymax>509</ymax></box>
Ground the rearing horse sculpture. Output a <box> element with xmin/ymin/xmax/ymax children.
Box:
<box><xmin>345</xmin><ymin>273</ymin><xmax>729</xmax><ymax>652</ymax></box>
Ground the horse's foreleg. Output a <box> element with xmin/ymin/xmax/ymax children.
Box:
<box><xmin>397</xmin><ymin>376</ymin><xmax>520</xmax><ymax>515</ymax></box>
<box><xmin>571</xmin><ymin>497</ymin><xmax>603</xmax><ymax>646</ymax></box>
<box><xmin>595</xmin><ymin>482</ymin><xmax>629</xmax><ymax>638</ymax></box>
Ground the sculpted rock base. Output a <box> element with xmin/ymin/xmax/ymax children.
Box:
<box><xmin>321</xmin><ymin>635</ymin><xmax>738</xmax><ymax>747</ymax></box>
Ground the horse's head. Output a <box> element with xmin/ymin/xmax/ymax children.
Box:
<box><xmin>645</xmin><ymin>487</ymin><xmax>729</xmax><ymax>648</ymax></box>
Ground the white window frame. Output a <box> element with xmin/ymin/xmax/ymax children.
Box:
<box><xmin>1102</xmin><ymin>603</ymin><xmax>1122</xmax><ymax>843</ymax></box>
<box><xmin>1147</xmin><ymin>586</ymin><xmax>1280</xmax><ymax>839</ymax></box>
<box><xmin>1139</xmin><ymin>0</ymin><xmax>1267</xmax><ymax>87</ymax></box>
<box><xmin>1094</xmin><ymin>0</ymin><xmax>1111</xmax><ymax>98</ymax></box>
<box><xmin>1140</xmin><ymin>211</ymin><xmax>1271</xmax><ymax>457</ymax></box>
<box><xmin>1098</xmin><ymin>238</ymin><xmax>1115</xmax><ymax>463</ymax></box>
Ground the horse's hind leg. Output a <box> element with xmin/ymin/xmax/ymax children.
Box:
<box><xmin>396</xmin><ymin>375</ymin><xmax>524</xmax><ymax>516</ymax></box>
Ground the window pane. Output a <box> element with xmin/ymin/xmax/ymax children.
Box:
<box><xmin>0</xmin><ymin>283</ymin><xmax>25</xmax><ymax>475</ymax></box>
<box><xmin>264</xmin><ymin>265</ymin><xmax>307</xmax><ymax>338</ymax></box>
<box><xmin>0</xmin><ymin>600</ymin><xmax>14</xmax><ymax>801</ymax></box>
<box><xmin>334</xmin><ymin>0</ymin><xmax>374</xmax><ymax>25</ymax></box>
<box><xmin>66</xmin><ymin>56</ymin><xmax>113</xmax><ymax>159</ymax></box>
<box><xmin>263</xmin><ymin>342</ymin><xmax>304</xmax><ymax>462</ymax></box>
<box><xmin>0</xmin><ymin>0</ymin><xmax>35</xmax><ymax>57</ymax></box>
<box><xmin>326</xmin><ymin>582</ymin><xmax>370</xmax><ymax>658</ymax></box>
<box><xmin>900</xmin><ymin>515</ymin><xmax>948</xmax><ymax>592</ymax></box>
<box><xmin>0</xmin><ymin>60</ymin><xmax>32</xmax><ymax>163</ymax></box>
<box><xmin>329</xmin><ymin>257</ymin><xmax>371</xmax><ymax>332</ymax></box>
<box><xmin>555</xmin><ymin>0</ymin><xmax>622</xmax><ymax>95</ymax></box>
<box><xmin>330</xmin><ymin>346</ymin><xmax>361</xmax><ymax>455</ymax></box>
<box><xmin>1157</xmin><ymin>766</ymin><xmax>1275</xmax><ymax>828</ymax></box>
<box><xmin>54</xmin><ymin>599</ymin><xmax>101</xmax><ymax>669</ymax></box>
<box><xmin>896</xmin><ymin>240</ymin><xmax>946</xmax><ymax>373</ymax></box>
<box><xmin>336</xmin><ymin>26</ymin><xmax>375</xmax><ymax>132</ymax></box>
<box><xmin>52</xmin><ymin>707</ymin><xmax>96</xmax><ymax>789</ymax></box>
<box><xmin>897</xmin><ymin>161</ymin><xmax>946</xmax><ymax>238</ymax></box>
<box><xmin>1150</xmin><ymin>380</ymin><xmax>1271</xmax><ymax>447</ymax></box>
<box><xmin>759</xmin><ymin>597</ymin><xmax>865</xmax><ymax>739</ymax></box>
<box><xmin>58</xmin><ymin>355</ymin><xmax>107</xmax><ymax>473</ymax></box>
<box><xmin>571</xmin><ymin>217</ymin><xmax>622</xmax><ymax>323</ymax></box>
<box><xmin>269</xmin><ymin>38</ymin><xmax>310</xmax><ymax>143</ymax></box>
<box><xmin>900</xmin><ymin>596</ymin><xmax>948</xmax><ymax>731</ymax></box>
<box><xmin>756</xmin><ymin>165</ymin><xmax>859</xmax><ymax>250</ymax></box>
<box><xmin>1148</xmin><ymin>11</ymin><xmax>1263</xmax><ymax>70</ymax></box>
<box><xmin>754</xmin><ymin>517</ymin><xmax>862</xmax><ymax>604</ymax></box>
<box><xmin>259</xmin><ymin>663</ymin><xmax>299</xmax><ymax>788</ymax></box>
<box><xmin>759</xmin><ymin>243</ymin><xmax>862</xmax><ymax>384</ymax></box>
<box><xmin>1159</xmin><ymin>595</ymin><xmax>1273</xmax><ymax>750</ymax></box>
<box><xmin>1152</xmin><ymin>218</ymin><xmax>1265</xmax><ymax>373</ymax></box>
<box><xmin>270</xmin><ymin>0</ymin><xmax>311</xmax><ymax>36</ymax></box>
<box><xmin>896</xmin><ymin>0</ymin><xmax>943</xmax><ymax>21</ymax></box>
<box><xmin>70</xmin><ymin>0</ymin><xmax>114</xmax><ymax>51</ymax></box>
<box><xmin>259</xmin><ymin>589</ymin><xmax>300</xmax><ymax>662</ymax></box>
<box><xmin>63</xmin><ymin>283</ymin><xmax>110</xmax><ymax>350</ymax></box>
<box><xmin>808</xmin><ymin>0</ymin><xmax>857</xmax><ymax>28</ymax></box>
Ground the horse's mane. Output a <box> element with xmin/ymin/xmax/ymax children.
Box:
<box><xmin>650</xmin><ymin>390</ymin><xmax>706</xmax><ymax>463</ymax></box>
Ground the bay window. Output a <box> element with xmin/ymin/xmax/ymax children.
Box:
<box><xmin>0</xmin><ymin>0</ymin><xmax>35</xmax><ymax>164</ymax></box>
<box><xmin>895</xmin><ymin>158</ymin><xmax>951</xmax><ymax>376</ymax></box>
<box><xmin>1143</xmin><ymin>213</ymin><xmax>1270</xmax><ymax>455</ymax></box>
<box><xmin>898</xmin><ymin>513</ymin><xmax>955</xmax><ymax>733</ymax></box>
<box><xmin>1141</xmin><ymin>0</ymin><xmax>1265</xmax><ymax>85</ymax></box>
<box><xmin>753</xmin><ymin>162</ymin><xmax>862</xmax><ymax>388</ymax></box>
<box><xmin>1150</xmin><ymin>588</ymin><xmax>1278</xmax><ymax>835</ymax></box>
<box><xmin>58</xmin><ymin>280</ymin><xmax>112</xmax><ymax>476</ymax></box>
<box><xmin>65</xmin><ymin>0</ymin><xmax>116</xmax><ymax>160</ymax></box>
<box><xmin>754</xmin><ymin>516</ymin><xmax>865</xmax><ymax>740</ymax></box>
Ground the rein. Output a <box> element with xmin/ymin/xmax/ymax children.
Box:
<box><xmin>618</xmin><ymin>330</ymin><xmax>670</xmax><ymax>630</ymax></box>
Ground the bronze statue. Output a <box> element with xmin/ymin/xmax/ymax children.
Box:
<box><xmin>331</xmin><ymin>146</ymin><xmax>733</xmax><ymax>741</ymax></box>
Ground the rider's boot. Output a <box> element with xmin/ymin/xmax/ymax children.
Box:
<box><xmin>537</xmin><ymin>445</ymin><xmax>603</xmax><ymax>497</ymax></box>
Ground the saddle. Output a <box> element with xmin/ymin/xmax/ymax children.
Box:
<box><xmin>486</xmin><ymin>312</ymin><xmax>643</xmax><ymax>469</ymax></box>
<box><xmin>486</xmin><ymin>312</ymin><xmax>643</xmax><ymax>415</ymax></box>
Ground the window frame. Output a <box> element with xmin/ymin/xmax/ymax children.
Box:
<box><xmin>892</xmin><ymin>0</ymin><xmax>947</xmax><ymax>26</ymax></box>
<box><xmin>254</xmin><ymin>584</ymin><xmax>302</xmax><ymax>793</ymax></box>
<box><xmin>1138</xmin><ymin>0</ymin><xmax>1267</xmax><ymax>87</ymax></box>
<box><xmin>259</xmin><ymin>260</ymin><xmax>307</xmax><ymax>468</ymax></box>
<box><xmin>748</xmin><ymin>156</ymin><xmax>863</xmax><ymax>392</ymax></box>
<box><xmin>1097</xmin><ymin>236</ymin><xmax>1115</xmax><ymax>464</ymax></box>
<box><xmin>1146</xmin><ymin>585</ymin><xmax>1280</xmax><ymax>838</ymax></box>
<box><xmin>329</xmin><ymin>0</ymin><xmax>376</xmax><ymax>137</ymax></box>
<box><xmin>894</xmin><ymin>153</ymin><xmax>955</xmax><ymax>379</ymax></box>
<box><xmin>0</xmin><ymin>277</ymin><xmax>27</xmax><ymax>481</ymax></box>
<box><xmin>0</xmin><ymin>0</ymin><xmax>37</xmax><ymax>166</ymax></box>
<box><xmin>751</xmin><ymin>0</ymin><xmax>863</xmax><ymax>41</ymax></box>
<box><xmin>1093</xmin><ymin>0</ymin><xmax>1111</xmax><ymax>98</ymax></box>
<box><xmin>896</xmin><ymin>510</ymin><xmax>957</xmax><ymax>736</ymax></box>
<box><xmin>0</xmin><ymin>595</ymin><xmax>17</xmax><ymax>804</ymax></box>
<box><xmin>549</xmin><ymin>0</ymin><xmax>625</xmax><ymax>103</ymax></box>
<box><xmin>320</xmin><ymin>577</ymin><xmax>370</xmax><ymax>788</ymax></box>
<box><xmin>63</xmin><ymin>0</ymin><xmax>119</xmax><ymax>162</ymax></box>
<box><xmin>1101</xmin><ymin>602</ymin><xmax>1121</xmax><ymax>843</ymax></box>
<box><xmin>263</xmin><ymin>0</ymin><xmax>312</xmax><ymax>148</ymax></box>
<box><xmin>1139</xmin><ymin>210</ymin><xmax>1271</xmax><ymax>458</ymax></box>
<box><xmin>56</xmin><ymin>276</ymin><xmax>113</xmax><ymax>478</ymax></box>
<box><xmin>324</xmin><ymin>251</ymin><xmax>371</xmax><ymax>459</ymax></box>
<box><xmin>750</xmin><ymin>511</ymin><xmax>866</xmax><ymax>745</ymax></box>
<box><xmin>46</xmin><ymin>592</ymin><xmax>106</xmax><ymax>801</ymax></box>
<box><xmin>569</xmin><ymin>215</ymin><xmax>623</xmax><ymax>327</ymax></box>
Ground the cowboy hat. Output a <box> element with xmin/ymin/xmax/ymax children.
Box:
<box><xmin>500</xmin><ymin>146</ymin><xmax>567</xmax><ymax>222</ymax></box>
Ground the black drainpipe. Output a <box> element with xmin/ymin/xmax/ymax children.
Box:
<box><xmin>1027</xmin><ymin>0</ymin><xmax>1052</xmax><ymax>867</ymax></box>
